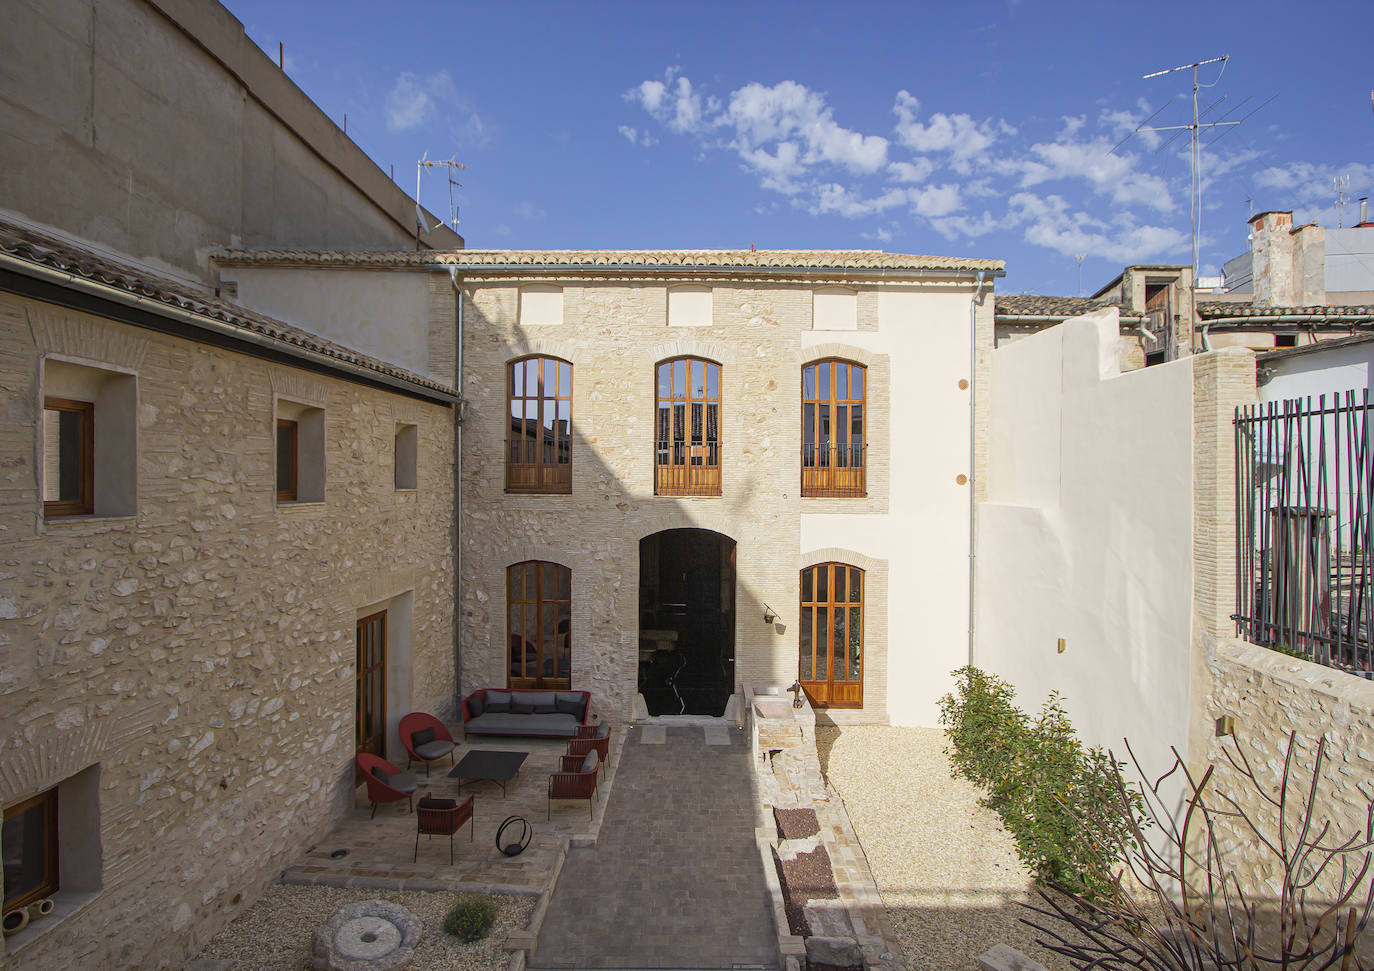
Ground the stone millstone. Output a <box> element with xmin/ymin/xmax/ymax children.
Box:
<box><xmin>311</xmin><ymin>899</ymin><xmax>422</xmax><ymax>971</ymax></box>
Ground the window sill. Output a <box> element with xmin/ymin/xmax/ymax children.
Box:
<box><xmin>393</xmin><ymin>488</ymin><xmax>417</xmax><ymax>494</ymax></box>
<box><xmin>275</xmin><ymin>499</ymin><xmax>325</xmax><ymax>508</ymax></box>
<box><xmin>3</xmin><ymin>891</ymin><xmax>100</xmax><ymax>956</ymax></box>
<box><xmin>43</xmin><ymin>513</ymin><xmax>134</xmax><ymax>525</ymax></box>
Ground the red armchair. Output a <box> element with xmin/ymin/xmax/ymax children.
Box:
<box><xmin>399</xmin><ymin>712</ymin><xmax>458</xmax><ymax>776</ymax></box>
<box><xmin>567</xmin><ymin>723</ymin><xmax>611</xmax><ymax>762</ymax></box>
<box><xmin>414</xmin><ymin>792</ymin><xmax>474</xmax><ymax>864</ymax></box>
<box><xmin>548</xmin><ymin>749</ymin><xmax>599</xmax><ymax>820</ymax></box>
<box><xmin>356</xmin><ymin>752</ymin><xmax>418</xmax><ymax>818</ymax></box>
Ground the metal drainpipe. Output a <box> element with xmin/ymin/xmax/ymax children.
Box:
<box><xmin>968</xmin><ymin>270</ymin><xmax>988</xmax><ymax>665</ymax></box>
<box><xmin>448</xmin><ymin>268</ymin><xmax>464</xmax><ymax>716</ymax></box>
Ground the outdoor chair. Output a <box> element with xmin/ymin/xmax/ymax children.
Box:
<box><xmin>413</xmin><ymin>792</ymin><xmax>474</xmax><ymax>864</ymax></box>
<box><xmin>567</xmin><ymin>722</ymin><xmax>611</xmax><ymax>762</ymax></box>
<box><xmin>548</xmin><ymin>748</ymin><xmax>599</xmax><ymax>820</ymax></box>
<box><xmin>356</xmin><ymin>752</ymin><xmax>418</xmax><ymax>819</ymax></box>
<box><xmin>399</xmin><ymin>712</ymin><xmax>458</xmax><ymax>775</ymax></box>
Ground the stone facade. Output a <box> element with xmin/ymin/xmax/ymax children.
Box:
<box><xmin>456</xmin><ymin>270</ymin><xmax>991</xmax><ymax>727</ymax></box>
<box><xmin>0</xmin><ymin>291</ymin><xmax>455</xmax><ymax>969</ymax></box>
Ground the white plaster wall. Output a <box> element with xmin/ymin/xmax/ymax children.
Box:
<box><xmin>801</xmin><ymin>285</ymin><xmax>976</xmax><ymax>726</ymax></box>
<box><xmin>228</xmin><ymin>267</ymin><xmax>433</xmax><ymax>376</ymax></box>
<box><xmin>1261</xmin><ymin>344</ymin><xmax>1374</xmax><ymax>403</ymax></box>
<box><xmin>975</xmin><ymin>309</ymin><xmax>1195</xmax><ymax>782</ymax></box>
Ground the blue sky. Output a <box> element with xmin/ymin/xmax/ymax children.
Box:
<box><xmin>226</xmin><ymin>0</ymin><xmax>1372</xmax><ymax>295</ymax></box>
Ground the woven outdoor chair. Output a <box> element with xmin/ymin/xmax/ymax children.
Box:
<box><xmin>548</xmin><ymin>749</ymin><xmax>599</xmax><ymax>820</ymax></box>
<box><xmin>567</xmin><ymin>722</ymin><xmax>611</xmax><ymax>762</ymax></box>
<box><xmin>356</xmin><ymin>752</ymin><xmax>418</xmax><ymax>819</ymax></box>
<box><xmin>399</xmin><ymin>712</ymin><xmax>458</xmax><ymax>775</ymax></box>
<box><xmin>414</xmin><ymin>792</ymin><xmax>474</xmax><ymax>864</ymax></box>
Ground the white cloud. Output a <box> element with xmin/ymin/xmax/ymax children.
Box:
<box><xmin>624</xmin><ymin>68</ymin><xmax>715</xmax><ymax>135</ymax></box>
<box><xmin>892</xmin><ymin>91</ymin><xmax>1001</xmax><ymax>165</ymax></box>
<box><xmin>811</xmin><ymin>184</ymin><xmax>911</xmax><ymax>219</ymax></box>
<box><xmin>516</xmin><ymin>201</ymin><xmax>545</xmax><ymax>221</ymax></box>
<box><xmin>384</xmin><ymin>70</ymin><xmax>488</xmax><ymax>147</ymax></box>
<box><xmin>887</xmin><ymin>159</ymin><xmax>935</xmax><ymax>184</ymax></box>
<box><xmin>1007</xmin><ymin>192</ymin><xmax>1188</xmax><ymax>262</ymax></box>
<box><xmin>725</xmin><ymin>81</ymin><xmax>888</xmax><ymax>173</ymax></box>
<box><xmin>909</xmin><ymin>184</ymin><xmax>963</xmax><ymax>218</ymax></box>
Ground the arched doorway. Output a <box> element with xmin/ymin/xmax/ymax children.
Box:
<box><xmin>638</xmin><ymin>529</ymin><xmax>736</xmax><ymax>716</ymax></box>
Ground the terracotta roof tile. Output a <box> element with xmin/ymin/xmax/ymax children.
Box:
<box><xmin>1197</xmin><ymin>300</ymin><xmax>1374</xmax><ymax>319</ymax></box>
<box><xmin>212</xmin><ymin>247</ymin><xmax>1005</xmax><ymax>274</ymax></box>
<box><xmin>995</xmin><ymin>294</ymin><xmax>1143</xmax><ymax>320</ymax></box>
<box><xmin>0</xmin><ymin>219</ymin><xmax>456</xmax><ymax>399</ymax></box>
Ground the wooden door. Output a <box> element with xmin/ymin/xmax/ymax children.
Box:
<box><xmin>799</xmin><ymin>564</ymin><xmax>864</xmax><ymax>708</ymax></box>
<box><xmin>356</xmin><ymin>611</ymin><xmax>387</xmax><ymax>760</ymax></box>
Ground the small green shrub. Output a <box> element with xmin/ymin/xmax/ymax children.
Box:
<box><xmin>443</xmin><ymin>894</ymin><xmax>497</xmax><ymax>943</ymax></box>
<box><xmin>938</xmin><ymin>666</ymin><xmax>1147</xmax><ymax>899</ymax></box>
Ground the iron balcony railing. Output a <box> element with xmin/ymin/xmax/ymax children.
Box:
<box><xmin>655</xmin><ymin>440</ymin><xmax>721</xmax><ymax>496</ymax></box>
<box><xmin>801</xmin><ymin>443</ymin><xmax>866</xmax><ymax>498</ymax></box>
<box><xmin>1234</xmin><ymin>392</ymin><xmax>1374</xmax><ymax>676</ymax></box>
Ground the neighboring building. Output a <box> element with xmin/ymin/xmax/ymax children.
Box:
<box><xmin>1256</xmin><ymin>333</ymin><xmax>1374</xmax><ymax>402</ymax></box>
<box><xmin>0</xmin><ymin>217</ymin><xmax>458</xmax><ymax>968</ymax></box>
<box><xmin>0</xmin><ymin>0</ymin><xmax>461</xmax><ymax>289</ymax></box>
<box><xmin>995</xmin><ymin>264</ymin><xmax>1194</xmax><ymax>371</ymax></box>
<box><xmin>216</xmin><ymin>248</ymin><xmax>1003</xmax><ymax>728</ymax></box>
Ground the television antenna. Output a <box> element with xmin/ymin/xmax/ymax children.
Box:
<box><xmin>1333</xmin><ymin>174</ymin><xmax>1351</xmax><ymax>227</ymax></box>
<box><xmin>415</xmin><ymin>153</ymin><xmax>466</xmax><ymax>246</ymax></box>
<box><xmin>1075</xmin><ymin>252</ymin><xmax>1087</xmax><ymax>296</ymax></box>
<box><xmin>1118</xmin><ymin>56</ymin><xmax>1271</xmax><ymax>286</ymax></box>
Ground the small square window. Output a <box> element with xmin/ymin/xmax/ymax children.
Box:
<box><xmin>275</xmin><ymin>401</ymin><xmax>324</xmax><ymax>504</ymax></box>
<box><xmin>42</xmin><ymin>398</ymin><xmax>93</xmax><ymax>516</ymax></box>
<box><xmin>2</xmin><ymin>788</ymin><xmax>58</xmax><ymax>916</ymax></box>
<box><xmin>276</xmin><ymin>419</ymin><xmax>298</xmax><ymax>501</ymax></box>
<box><xmin>394</xmin><ymin>423</ymin><xmax>417</xmax><ymax>490</ymax></box>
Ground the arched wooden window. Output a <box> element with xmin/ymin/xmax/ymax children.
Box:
<box><xmin>507</xmin><ymin>356</ymin><xmax>572</xmax><ymax>494</ymax></box>
<box><xmin>799</xmin><ymin>563</ymin><xmax>863</xmax><ymax>708</ymax></box>
<box><xmin>802</xmin><ymin>360</ymin><xmax>865</xmax><ymax>498</ymax></box>
<box><xmin>507</xmin><ymin>561</ymin><xmax>571</xmax><ymax>689</ymax></box>
<box><xmin>655</xmin><ymin>357</ymin><xmax>721</xmax><ymax>496</ymax></box>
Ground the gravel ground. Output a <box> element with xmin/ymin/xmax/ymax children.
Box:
<box><xmin>192</xmin><ymin>884</ymin><xmax>534</xmax><ymax>970</ymax></box>
<box><xmin>817</xmin><ymin>725</ymin><xmax>1073</xmax><ymax>971</ymax></box>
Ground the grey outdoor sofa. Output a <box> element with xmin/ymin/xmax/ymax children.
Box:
<box><xmin>459</xmin><ymin>688</ymin><xmax>591</xmax><ymax>739</ymax></box>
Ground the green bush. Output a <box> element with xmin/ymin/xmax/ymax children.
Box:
<box><xmin>443</xmin><ymin>894</ymin><xmax>497</xmax><ymax>943</ymax></box>
<box><xmin>937</xmin><ymin>666</ymin><xmax>1146</xmax><ymax>899</ymax></box>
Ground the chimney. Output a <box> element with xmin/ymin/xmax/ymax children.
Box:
<box><xmin>1290</xmin><ymin>222</ymin><xmax>1326</xmax><ymax>306</ymax></box>
<box><xmin>1361</xmin><ymin>197</ymin><xmax>1370</xmax><ymax>227</ymax></box>
<box><xmin>1250</xmin><ymin>211</ymin><xmax>1296</xmax><ymax>307</ymax></box>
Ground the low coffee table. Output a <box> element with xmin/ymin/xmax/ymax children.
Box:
<box><xmin>448</xmin><ymin>749</ymin><xmax>528</xmax><ymax>796</ymax></box>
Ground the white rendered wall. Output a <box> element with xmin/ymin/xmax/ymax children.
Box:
<box><xmin>975</xmin><ymin>309</ymin><xmax>1195</xmax><ymax>782</ymax></box>
<box><xmin>1261</xmin><ymin>343</ymin><xmax>1374</xmax><ymax>404</ymax></box>
<box><xmin>801</xmin><ymin>285</ymin><xmax>976</xmax><ymax>727</ymax></box>
<box><xmin>227</xmin><ymin>267</ymin><xmax>433</xmax><ymax>377</ymax></box>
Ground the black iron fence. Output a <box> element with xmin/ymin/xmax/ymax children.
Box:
<box><xmin>1234</xmin><ymin>392</ymin><xmax>1374</xmax><ymax>675</ymax></box>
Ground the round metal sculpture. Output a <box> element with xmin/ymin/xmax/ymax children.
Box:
<box><xmin>310</xmin><ymin>899</ymin><xmax>421</xmax><ymax>970</ymax></box>
<box><xmin>496</xmin><ymin>815</ymin><xmax>531</xmax><ymax>857</ymax></box>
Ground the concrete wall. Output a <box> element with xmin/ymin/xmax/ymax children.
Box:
<box><xmin>0</xmin><ymin>291</ymin><xmax>455</xmax><ymax>969</ymax></box>
<box><xmin>975</xmin><ymin>309</ymin><xmax>1198</xmax><ymax>784</ymax></box>
<box><xmin>223</xmin><ymin>266</ymin><xmax>454</xmax><ymax>382</ymax></box>
<box><xmin>457</xmin><ymin>273</ymin><xmax>983</xmax><ymax>728</ymax></box>
<box><xmin>0</xmin><ymin>0</ymin><xmax>459</xmax><ymax>285</ymax></box>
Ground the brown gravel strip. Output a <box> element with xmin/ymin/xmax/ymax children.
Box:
<box><xmin>774</xmin><ymin>806</ymin><xmax>820</xmax><ymax>840</ymax></box>
<box><xmin>192</xmin><ymin>884</ymin><xmax>534</xmax><ymax>970</ymax></box>
<box><xmin>817</xmin><ymin>725</ymin><xmax>1073</xmax><ymax>971</ymax></box>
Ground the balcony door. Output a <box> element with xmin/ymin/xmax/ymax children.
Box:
<box><xmin>799</xmin><ymin>563</ymin><xmax>863</xmax><ymax>708</ymax></box>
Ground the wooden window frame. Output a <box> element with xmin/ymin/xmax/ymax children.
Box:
<box><xmin>355</xmin><ymin>611</ymin><xmax>387</xmax><ymax>763</ymax></box>
<box><xmin>276</xmin><ymin>418</ymin><xmax>298</xmax><ymax>502</ymax></box>
<box><xmin>506</xmin><ymin>561</ymin><xmax>572</xmax><ymax>689</ymax></box>
<box><xmin>2</xmin><ymin>788</ymin><xmax>59</xmax><ymax>915</ymax></box>
<box><xmin>506</xmin><ymin>356</ymin><xmax>573</xmax><ymax>494</ymax></box>
<box><xmin>653</xmin><ymin>356</ymin><xmax>722</xmax><ymax>497</ymax></box>
<box><xmin>802</xmin><ymin>360</ymin><xmax>866</xmax><ymax>498</ymax></box>
<box><xmin>798</xmin><ymin>562</ymin><xmax>864</xmax><ymax>709</ymax></box>
<box><xmin>42</xmin><ymin>397</ymin><xmax>94</xmax><ymax>517</ymax></box>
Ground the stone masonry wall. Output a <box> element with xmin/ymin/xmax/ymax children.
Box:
<box><xmin>1205</xmin><ymin>640</ymin><xmax>1374</xmax><ymax>903</ymax></box>
<box><xmin>0</xmin><ymin>292</ymin><xmax>455</xmax><ymax>969</ymax></box>
<box><xmin>459</xmin><ymin>279</ymin><xmax>807</xmax><ymax>722</ymax></box>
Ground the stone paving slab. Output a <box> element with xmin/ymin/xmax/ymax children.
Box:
<box><xmin>531</xmin><ymin>724</ymin><xmax>778</xmax><ymax>970</ymax></box>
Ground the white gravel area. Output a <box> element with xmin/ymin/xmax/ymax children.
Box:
<box><xmin>192</xmin><ymin>884</ymin><xmax>534</xmax><ymax>970</ymax></box>
<box><xmin>817</xmin><ymin>725</ymin><xmax>1073</xmax><ymax>971</ymax></box>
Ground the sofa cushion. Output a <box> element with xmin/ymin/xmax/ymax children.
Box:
<box><xmin>418</xmin><ymin>794</ymin><xmax>456</xmax><ymax>810</ymax></box>
<box><xmin>464</xmin><ymin>712</ymin><xmax>580</xmax><ymax>737</ymax></box>
<box><xmin>388</xmin><ymin>771</ymin><xmax>418</xmax><ymax>794</ymax></box>
<box><xmin>554</xmin><ymin>695</ymin><xmax>585</xmax><ymax>718</ymax></box>
<box><xmin>370</xmin><ymin>766</ymin><xmax>389</xmax><ymax>783</ymax></box>
<box><xmin>485</xmin><ymin>690</ymin><xmax>512</xmax><ymax>713</ymax></box>
<box><xmin>522</xmin><ymin>691</ymin><xmax>557</xmax><ymax>709</ymax></box>
<box><xmin>415</xmin><ymin>739</ymin><xmax>454</xmax><ymax>760</ymax></box>
<box><xmin>595</xmin><ymin>723</ymin><xmax>610</xmax><ymax>739</ymax></box>
<box><xmin>580</xmin><ymin>749</ymin><xmax>599</xmax><ymax>774</ymax></box>
<box><xmin>510</xmin><ymin>700</ymin><xmax>535</xmax><ymax>715</ymax></box>
<box><xmin>466</xmin><ymin>694</ymin><xmax>485</xmax><ymax>717</ymax></box>
<box><xmin>411</xmin><ymin>726</ymin><xmax>436</xmax><ymax>747</ymax></box>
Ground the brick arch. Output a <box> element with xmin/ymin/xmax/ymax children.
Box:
<box><xmin>501</xmin><ymin>338</ymin><xmax>579</xmax><ymax>365</ymax></box>
<box><xmin>799</xmin><ymin>547</ymin><xmax>887</xmax><ymax>573</ymax></box>
<box><xmin>647</xmin><ymin>337</ymin><xmax>736</xmax><ymax>367</ymax></box>
<box><xmin>800</xmin><ymin>343</ymin><xmax>888</xmax><ymax>370</ymax></box>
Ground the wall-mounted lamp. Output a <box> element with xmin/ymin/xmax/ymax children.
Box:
<box><xmin>762</xmin><ymin>604</ymin><xmax>778</xmax><ymax>625</ymax></box>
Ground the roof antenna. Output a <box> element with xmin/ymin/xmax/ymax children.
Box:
<box><xmin>1075</xmin><ymin>252</ymin><xmax>1086</xmax><ymax>297</ymax></box>
<box><xmin>415</xmin><ymin>153</ymin><xmax>467</xmax><ymax>248</ymax></box>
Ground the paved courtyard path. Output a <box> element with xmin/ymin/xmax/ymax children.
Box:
<box><xmin>531</xmin><ymin>722</ymin><xmax>778</xmax><ymax>970</ymax></box>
